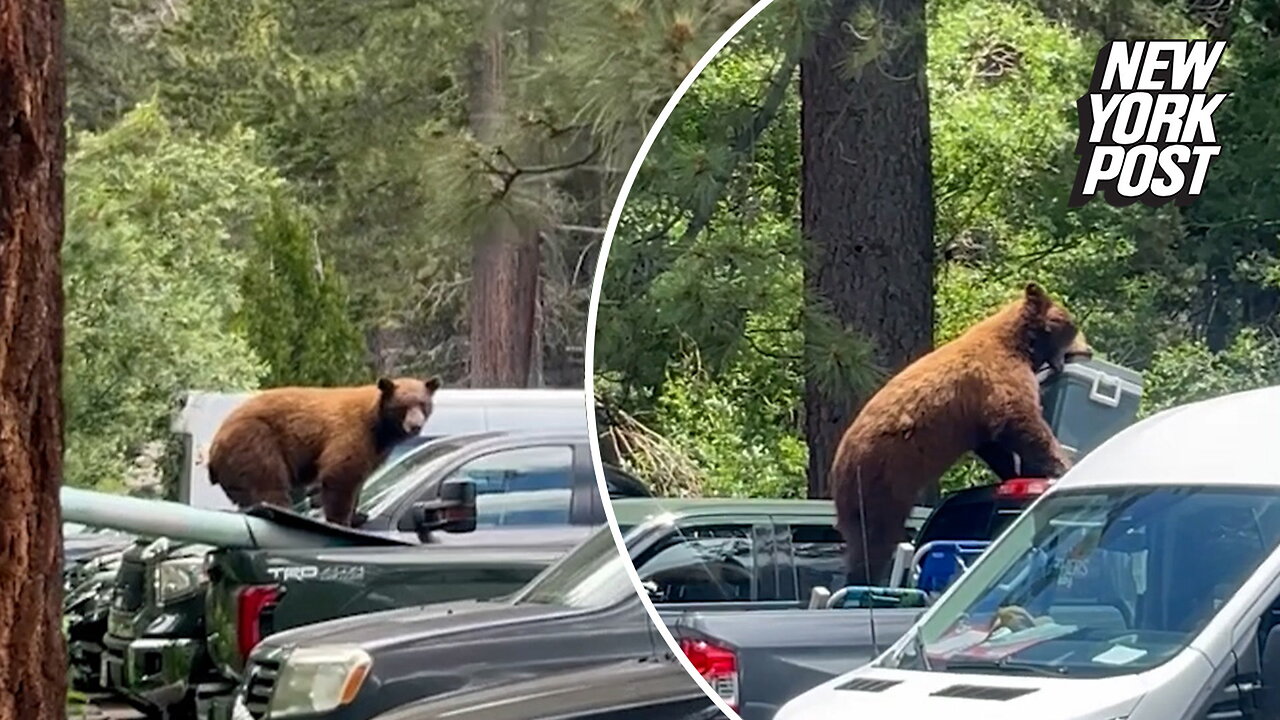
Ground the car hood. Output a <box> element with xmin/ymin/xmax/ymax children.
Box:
<box><xmin>774</xmin><ymin>669</ymin><xmax>1147</xmax><ymax>720</ymax></box>
<box><xmin>256</xmin><ymin>599</ymin><xmax>576</xmax><ymax>654</ymax></box>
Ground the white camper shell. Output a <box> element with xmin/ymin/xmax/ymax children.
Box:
<box><xmin>775</xmin><ymin>385</ymin><xmax>1280</xmax><ymax>720</ymax></box>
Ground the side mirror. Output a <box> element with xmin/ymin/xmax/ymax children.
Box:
<box><xmin>409</xmin><ymin>479</ymin><xmax>477</xmax><ymax>541</ymax></box>
<box><xmin>642</xmin><ymin>579</ymin><xmax>662</xmax><ymax>602</ymax></box>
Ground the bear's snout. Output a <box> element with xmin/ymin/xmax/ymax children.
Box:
<box><xmin>402</xmin><ymin>405</ymin><xmax>427</xmax><ymax>434</ymax></box>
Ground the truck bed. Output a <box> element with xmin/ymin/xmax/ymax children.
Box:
<box><xmin>670</xmin><ymin>607</ymin><xmax>921</xmax><ymax>720</ymax></box>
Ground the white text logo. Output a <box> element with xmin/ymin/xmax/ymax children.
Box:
<box><xmin>1069</xmin><ymin>40</ymin><xmax>1229</xmax><ymax>208</ymax></box>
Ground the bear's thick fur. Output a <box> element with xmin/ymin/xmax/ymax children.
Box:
<box><xmin>831</xmin><ymin>283</ymin><xmax>1090</xmax><ymax>584</ymax></box>
<box><xmin>208</xmin><ymin>376</ymin><xmax>440</xmax><ymax>526</ymax></box>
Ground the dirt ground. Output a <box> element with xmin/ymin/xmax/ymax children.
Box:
<box><xmin>71</xmin><ymin>694</ymin><xmax>146</xmax><ymax>720</ymax></box>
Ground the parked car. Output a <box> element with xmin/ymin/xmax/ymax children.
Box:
<box><xmin>66</xmin><ymin>548</ymin><xmax>127</xmax><ymax>691</ymax></box>
<box><xmin>227</xmin><ymin>497</ymin><xmax>929</xmax><ymax>720</ymax></box>
<box><xmin>65</xmin><ymin>522</ymin><xmax>136</xmax><ymax>566</ymax></box>
<box><xmin>368</xmin><ymin>658</ymin><xmax>723</xmax><ymax>720</ymax></box>
<box><xmin>776</xmin><ymin>384</ymin><xmax>1280</xmax><ymax>720</ymax></box>
<box><xmin>101</xmin><ymin>431</ymin><xmax>651</xmax><ymax>720</ymax></box>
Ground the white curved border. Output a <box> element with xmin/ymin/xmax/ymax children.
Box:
<box><xmin>583</xmin><ymin>3</ymin><xmax>778</xmax><ymax>719</ymax></box>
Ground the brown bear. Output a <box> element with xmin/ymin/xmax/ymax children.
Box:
<box><xmin>831</xmin><ymin>283</ymin><xmax>1091</xmax><ymax>585</ymax></box>
<box><xmin>208</xmin><ymin>376</ymin><xmax>440</xmax><ymax>526</ymax></box>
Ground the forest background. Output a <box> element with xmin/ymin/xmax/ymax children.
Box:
<box><xmin>595</xmin><ymin>0</ymin><xmax>1280</xmax><ymax>498</ymax></box>
<box><xmin>62</xmin><ymin>0</ymin><xmax>757</xmax><ymax>494</ymax></box>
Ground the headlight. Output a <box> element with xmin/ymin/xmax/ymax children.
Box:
<box><xmin>152</xmin><ymin>557</ymin><xmax>206</xmax><ymax>605</ymax></box>
<box><xmin>268</xmin><ymin>646</ymin><xmax>372</xmax><ymax>718</ymax></box>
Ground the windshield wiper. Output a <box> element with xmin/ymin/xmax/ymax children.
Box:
<box><xmin>913</xmin><ymin>631</ymin><xmax>932</xmax><ymax>671</ymax></box>
<box><xmin>944</xmin><ymin>657</ymin><xmax>1071</xmax><ymax>677</ymax></box>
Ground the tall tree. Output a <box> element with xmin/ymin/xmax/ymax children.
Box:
<box><xmin>466</xmin><ymin>5</ymin><xmax>540</xmax><ymax>387</ymax></box>
<box><xmin>0</xmin><ymin>0</ymin><xmax>69</xmax><ymax>715</ymax></box>
<box><xmin>801</xmin><ymin>0</ymin><xmax>936</xmax><ymax>499</ymax></box>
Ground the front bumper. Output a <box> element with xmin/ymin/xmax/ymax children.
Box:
<box><xmin>125</xmin><ymin>637</ymin><xmax>202</xmax><ymax>708</ymax></box>
<box><xmin>103</xmin><ymin>631</ymin><xmax>202</xmax><ymax>711</ymax></box>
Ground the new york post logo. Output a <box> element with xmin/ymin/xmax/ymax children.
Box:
<box><xmin>1068</xmin><ymin>40</ymin><xmax>1229</xmax><ymax>209</ymax></box>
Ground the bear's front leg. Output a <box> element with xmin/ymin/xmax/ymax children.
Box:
<box><xmin>973</xmin><ymin>441</ymin><xmax>1021</xmax><ymax>481</ymax></box>
<box><xmin>992</xmin><ymin>412</ymin><xmax>1070</xmax><ymax>479</ymax></box>
<box><xmin>315</xmin><ymin>452</ymin><xmax>373</xmax><ymax>527</ymax></box>
<box><xmin>319</xmin><ymin>480</ymin><xmax>359</xmax><ymax>527</ymax></box>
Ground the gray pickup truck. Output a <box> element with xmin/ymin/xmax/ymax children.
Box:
<box><xmin>667</xmin><ymin>478</ymin><xmax>1027</xmax><ymax>720</ymax></box>
<box><xmin>671</xmin><ymin>355</ymin><xmax>1147</xmax><ymax>720</ymax></box>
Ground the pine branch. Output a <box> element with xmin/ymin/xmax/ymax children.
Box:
<box><xmin>676</xmin><ymin>49</ymin><xmax>801</xmax><ymax>246</ymax></box>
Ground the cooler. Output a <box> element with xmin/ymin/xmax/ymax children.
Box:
<box><xmin>1039</xmin><ymin>357</ymin><xmax>1143</xmax><ymax>461</ymax></box>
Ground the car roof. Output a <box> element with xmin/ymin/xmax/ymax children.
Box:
<box><xmin>1056</xmin><ymin>384</ymin><xmax>1280</xmax><ymax>490</ymax></box>
<box><xmin>610</xmin><ymin>496</ymin><xmax>835</xmax><ymax>527</ymax></box>
<box><xmin>422</xmin><ymin>429</ymin><xmax>587</xmax><ymax>452</ymax></box>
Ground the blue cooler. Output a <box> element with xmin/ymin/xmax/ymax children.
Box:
<box><xmin>1038</xmin><ymin>357</ymin><xmax>1143</xmax><ymax>461</ymax></box>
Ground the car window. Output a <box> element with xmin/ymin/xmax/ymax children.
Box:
<box><xmin>892</xmin><ymin>487</ymin><xmax>1280</xmax><ymax>678</ymax></box>
<box><xmin>791</xmin><ymin>524</ymin><xmax>847</xmax><ymax>597</ymax></box>
<box><xmin>357</xmin><ymin>437</ymin><xmax>470</xmax><ymax>515</ymax></box>
<box><xmin>634</xmin><ymin>524</ymin><xmax>756</xmax><ymax>604</ymax></box>
<box><xmin>446</xmin><ymin>445</ymin><xmax>575</xmax><ymax>527</ymax></box>
<box><xmin>916</xmin><ymin>491</ymin><xmax>996</xmax><ymax>545</ymax></box>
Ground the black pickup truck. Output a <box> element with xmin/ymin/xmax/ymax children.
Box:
<box><xmin>101</xmin><ymin>431</ymin><xmax>651</xmax><ymax>720</ymax></box>
<box><xmin>226</xmin><ymin>497</ymin><xmax>929</xmax><ymax>720</ymax></box>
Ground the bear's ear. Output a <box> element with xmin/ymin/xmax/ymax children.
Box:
<box><xmin>424</xmin><ymin>376</ymin><xmax>441</xmax><ymax>393</ymax></box>
<box><xmin>1024</xmin><ymin>282</ymin><xmax>1050</xmax><ymax>314</ymax></box>
<box><xmin>377</xmin><ymin>377</ymin><xmax>396</xmax><ymax>396</ymax></box>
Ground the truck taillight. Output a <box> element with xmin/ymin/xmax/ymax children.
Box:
<box><xmin>680</xmin><ymin>638</ymin><xmax>739</xmax><ymax>710</ymax></box>
<box><xmin>996</xmin><ymin>478</ymin><xmax>1051</xmax><ymax>499</ymax></box>
<box><xmin>236</xmin><ymin>585</ymin><xmax>280</xmax><ymax>660</ymax></box>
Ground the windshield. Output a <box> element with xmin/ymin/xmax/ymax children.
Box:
<box><xmin>356</xmin><ymin>438</ymin><xmax>466</xmax><ymax>514</ymax></box>
<box><xmin>886</xmin><ymin>486</ymin><xmax>1280</xmax><ymax>678</ymax></box>
<box><xmin>511</xmin><ymin>524</ymin><xmax>637</xmax><ymax>609</ymax></box>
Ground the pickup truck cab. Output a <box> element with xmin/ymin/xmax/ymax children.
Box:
<box><xmin>777</xmin><ymin>384</ymin><xmax>1280</xmax><ymax>720</ymax></box>
<box><xmin>229</xmin><ymin>498</ymin><xmax>903</xmax><ymax>720</ymax></box>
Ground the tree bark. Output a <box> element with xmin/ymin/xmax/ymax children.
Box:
<box><xmin>801</xmin><ymin>0</ymin><xmax>936</xmax><ymax>500</ymax></box>
<box><xmin>466</xmin><ymin>6</ymin><xmax>540</xmax><ymax>388</ymax></box>
<box><xmin>0</xmin><ymin>0</ymin><xmax>68</xmax><ymax>716</ymax></box>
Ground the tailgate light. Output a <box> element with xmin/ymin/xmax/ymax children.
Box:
<box><xmin>995</xmin><ymin>478</ymin><xmax>1051</xmax><ymax>499</ymax></box>
<box><xmin>680</xmin><ymin>638</ymin><xmax>739</xmax><ymax>710</ymax></box>
<box><xmin>236</xmin><ymin>585</ymin><xmax>280</xmax><ymax>660</ymax></box>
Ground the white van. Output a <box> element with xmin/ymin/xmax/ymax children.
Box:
<box><xmin>173</xmin><ymin>388</ymin><xmax>589</xmax><ymax>511</ymax></box>
<box><xmin>775</xmin><ymin>385</ymin><xmax>1280</xmax><ymax>720</ymax></box>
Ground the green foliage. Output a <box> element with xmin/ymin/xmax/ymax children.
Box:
<box><xmin>238</xmin><ymin>195</ymin><xmax>369</xmax><ymax>387</ymax></box>
<box><xmin>1143</xmin><ymin>329</ymin><xmax>1280</xmax><ymax>415</ymax></box>
<box><xmin>597</xmin><ymin>0</ymin><xmax>1280</xmax><ymax>498</ymax></box>
<box><xmin>650</xmin><ymin>354</ymin><xmax>808</xmax><ymax>498</ymax></box>
<box><xmin>63</xmin><ymin>103</ymin><xmax>272</xmax><ymax>491</ymax></box>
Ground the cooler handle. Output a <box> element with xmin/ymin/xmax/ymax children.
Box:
<box><xmin>1089</xmin><ymin>373</ymin><xmax>1122</xmax><ymax>408</ymax></box>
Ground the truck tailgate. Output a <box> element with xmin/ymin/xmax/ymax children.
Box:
<box><xmin>671</xmin><ymin>608</ymin><xmax>922</xmax><ymax>720</ymax></box>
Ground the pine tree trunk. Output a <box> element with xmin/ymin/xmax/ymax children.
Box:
<box><xmin>466</xmin><ymin>8</ymin><xmax>539</xmax><ymax>388</ymax></box>
<box><xmin>801</xmin><ymin>0</ymin><xmax>936</xmax><ymax>500</ymax></box>
<box><xmin>0</xmin><ymin>0</ymin><xmax>69</xmax><ymax>716</ymax></box>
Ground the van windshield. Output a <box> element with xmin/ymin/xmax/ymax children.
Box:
<box><xmin>887</xmin><ymin>486</ymin><xmax>1280</xmax><ymax>678</ymax></box>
